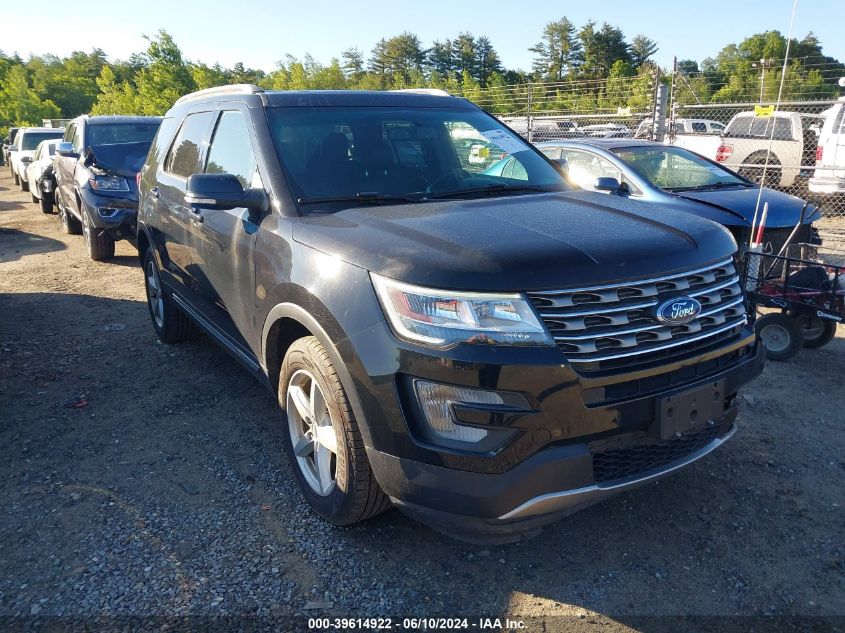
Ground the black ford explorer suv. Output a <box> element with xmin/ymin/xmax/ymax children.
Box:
<box><xmin>55</xmin><ymin>115</ymin><xmax>162</xmax><ymax>260</ymax></box>
<box><xmin>137</xmin><ymin>85</ymin><xmax>763</xmax><ymax>542</ymax></box>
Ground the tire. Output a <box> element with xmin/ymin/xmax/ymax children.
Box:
<box><xmin>59</xmin><ymin>206</ymin><xmax>82</xmax><ymax>235</ymax></box>
<box><xmin>13</xmin><ymin>171</ymin><xmax>20</xmax><ymax>186</ymax></box>
<box><xmin>739</xmin><ymin>154</ymin><xmax>781</xmax><ymax>189</ymax></box>
<box><xmin>39</xmin><ymin>194</ymin><xmax>54</xmax><ymax>214</ymax></box>
<box><xmin>789</xmin><ymin>310</ymin><xmax>838</xmax><ymax>349</ymax></box>
<box><xmin>82</xmin><ymin>211</ymin><xmax>115</xmax><ymax>261</ymax></box>
<box><xmin>31</xmin><ymin>192</ymin><xmax>38</xmax><ymax>203</ymax></box>
<box><xmin>755</xmin><ymin>313</ymin><xmax>804</xmax><ymax>361</ymax></box>
<box><xmin>20</xmin><ymin>177</ymin><xmax>29</xmax><ymax>192</ymax></box>
<box><xmin>279</xmin><ymin>336</ymin><xmax>390</xmax><ymax>525</ymax></box>
<box><xmin>142</xmin><ymin>248</ymin><xmax>194</xmax><ymax>343</ymax></box>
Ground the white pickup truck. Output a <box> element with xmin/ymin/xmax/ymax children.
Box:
<box><xmin>671</xmin><ymin>110</ymin><xmax>821</xmax><ymax>189</ymax></box>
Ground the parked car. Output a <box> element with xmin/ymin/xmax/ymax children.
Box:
<box><xmin>530</xmin><ymin>119</ymin><xmax>586</xmax><ymax>141</ymax></box>
<box><xmin>3</xmin><ymin>127</ymin><xmax>21</xmax><ymax>168</ymax></box>
<box><xmin>809</xmin><ymin>97</ymin><xmax>845</xmax><ymax>195</ymax></box>
<box><xmin>54</xmin><ymin>115</ymin><xmax>162</xmax><ymax>260</ymax></box>
<box><xmin>672</xmin><ymin>110</ymin><xmax>822</xmax><ymax>189</ymax></box>
<box><xmin>533</xmin><ymin>139</ymin><xmax>821</xmax><ymax>257</ymax></box>
<box><xmin>24</xmin><ymin>139</ymin><xmax>60</xmax><ymax>213</ymax></box>
<box><xmin>9</xmin><ymin>127</ymin><xmax>64</xmax><ymax>191</ymax></box>
<box><xmin>635</xmin><ymin>118</ymin><xmax>726</xmax><ymax>138</ymax></box>
<box><xmin>580</xmin><ymin>123</ymin><xmax>633</xmax><ymax>138</ymax></box>
<box><xmin>137</xmin><ymin>85</ymin><xmax>762</xmax><ymax>542</ymax></box>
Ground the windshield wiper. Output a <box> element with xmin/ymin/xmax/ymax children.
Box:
<box><xmin>667</xmin><ymin>182</ymin><xmax>750</xmax><ymax>192</ymax></box>
<box><xmin>297</xmin><ymin>192</ymin><xmax>422</xmax><ymax>206</ymax></box>
<box><xmin>429</xmin><ymin>184</ymin><xmax>558</xmax><ymax>199</ymax></box>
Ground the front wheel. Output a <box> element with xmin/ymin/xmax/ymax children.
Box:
<box><xmin>82</xmin><ymin>211</ymin><xmax>115</xmax><ymax>261</ymax></box>
<box><xmin>789</xmin><ymin>310</ymin><xmax>838</xmax><ymax>349</ymax></box>
<box><xmin>40</xmin><ymin>193</ymin><xmax>54</xmax><ymax>214</ymax></box>
<box><xmin>142</xmin><ymin>248</ymin><xmax>194</xmax><ymax>343</ymax></box>
<box><xmin>20</xmin><ymin>177</ymin><xmax>29</xmax><ymax>192</ymax></box>
<box><xmin>279</xmin><ymin>336</ymin><xmax>390</xmax><ymax>525</ymax></box>
<box><xmin>755</xmin><ymin>312</ymin><xmax>804</xmax><ymax>361</ymax></box>
<box><xmin>13</xmin><ymin>171</ymin><xmax>20</xmax><ymax>186</ymax></box>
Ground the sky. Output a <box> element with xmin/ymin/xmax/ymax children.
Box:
<box><xmin>3</xmin><ymin>0</ymin><xmax>844</xmax><ymax>73</ymax></box>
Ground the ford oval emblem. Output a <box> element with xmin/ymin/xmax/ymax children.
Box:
<box><xmin>656</xmin><ymin>296</ymin><xmax>702</xmax><ymax>324</ymax></box>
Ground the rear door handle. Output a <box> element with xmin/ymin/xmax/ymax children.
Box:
<box><xmin>150</xmin><ymin>187</ymin><xmax>160</xmax><ymax>199</ymax></box>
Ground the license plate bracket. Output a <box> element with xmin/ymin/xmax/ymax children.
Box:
<box><xmin>651</xmin><ymin>381</ymin><xmax>725</xmax><ymax>441</ymax></box>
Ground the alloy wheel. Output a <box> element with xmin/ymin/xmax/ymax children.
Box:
<box><xmin>286</xmin><ymin>369</ymin><xmax>338</xmax><ymax>496</ymax></box>
<box><xmin>146</xmin><ymin>259</ymin><xmax>165</xmax><ymax>329</ymax></box>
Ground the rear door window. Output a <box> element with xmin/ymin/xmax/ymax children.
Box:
<box><xmin>163</xmin><ymin>112</ymin><xmax>215</xmax><ymax>179</ymax></box>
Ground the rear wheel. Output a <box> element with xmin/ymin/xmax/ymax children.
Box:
<box><xmin>739</xmin><ymin>154</ymin><xmax>782</xmax><ymax>189</ymax></box>
<box><xmin>789</xmin><ymin>310</ymin><xmax>838</xmax><ymax>349</ymax></box>
<box><xmin>30</xmin><ymin>192</ymin><xmax>38</xmax><ymax>203</ymax></box>
<box><xmin>82</xmin><ymin>211</ymin><xmax>115</xmax><ymax>261</ymax></box>
<box><xmin>20</xmin><ymin>177</ymin><xmax>29</xmax><ymax>192</ymax></box>
<box><xmin>755</xmin><ymin>312</ymin><xmax>803</xmax><ymax>360</ymax></box>
<box><xmin>143</xmin><ymin>248</ymin><xmax>194</xmax><ymax>343</ymax></box>
<box><xmin>279</xmin><ymin>336</ymin><xmax>390</xmax><ymax>525</ymax></box>
<box><xmin>60</xmin><ymin>206</ymin><xmax>82</xmax><ymax>235</ymax></box>
<box><xmin>13</xmin><ymin>171</ymin><xmax>20</xmax><ymax>186</ymax></box>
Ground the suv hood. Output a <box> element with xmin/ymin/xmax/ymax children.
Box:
<box><xmin>84</xmin><ymin>141</ymin><xmax>152</xmax><ymax>178</ymax></box>
<box><xmin>293</xmin><ymin>190</ymin><xmax>737</xmax><ymax>291</ymax></box>
<box><xmin>676</xmin><ymin>186</ymin><xmax>821</xmax><ymax>228</ymax></box>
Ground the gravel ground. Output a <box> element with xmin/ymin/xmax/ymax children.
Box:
<box><xmin>0</xmin><ymin>170</ymin><xmax>843</xmax><ymax>631</ymax></box>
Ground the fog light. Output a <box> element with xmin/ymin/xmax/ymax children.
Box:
<box><xmin>414</xmin><ymin>380</ymin><xmax>504</xmax><ymax>443</ymax></box>
<box><xmin>97</xmin><ymin>207</ymin><xmax>119</xmax><ymax>218</ymax></box>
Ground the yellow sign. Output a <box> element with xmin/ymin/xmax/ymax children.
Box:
<box><xmin>754</xmin><ymin>105</ymin><xmax>775</xmax><ymax>117</ymax></box>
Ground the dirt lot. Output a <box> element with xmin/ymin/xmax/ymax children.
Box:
<box><xmin>0</xmin><ymin>170</ymin><xmax>843</xmax><ymax>631</ymax></box>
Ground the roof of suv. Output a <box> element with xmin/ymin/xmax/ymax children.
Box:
<box><xmin>264</xmin><ymin>90</ymin><xmax>473</xmax><ymax>109</ymax></box>
<box><xmin>75</xmin><ymin>115</ymin><xmax>163</xmax><ymax>125</ymax></box>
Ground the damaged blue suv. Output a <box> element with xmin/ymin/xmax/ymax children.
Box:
<box><xmin>137</xmin><ymin>85</ymin><xmax>763</xmax><ymax>542</ymax></box>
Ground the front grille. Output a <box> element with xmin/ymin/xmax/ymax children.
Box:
<box><xmin>527</xmin><ymin>259</ymin><xmax>748</xmax><ymax>371</ymax></box>
<box><xmin>591</xmin><ymin>424</ymin><xmax>721</xmax><ymax>484</ymax></box>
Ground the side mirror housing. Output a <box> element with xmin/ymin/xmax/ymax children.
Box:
<box><xmin>56</xmin><ymin>142</ymin><xmax>79</xmax><ymax>158</ymax></box>
<box><xmin>594</xmin><ymin>176</ymin><xmax>622</xmax><ymax>193</ymax></box>
<box><xmin>185</xmin><ymin>173</ymin><xmax>267</xmax><ymax>213</ymax></box>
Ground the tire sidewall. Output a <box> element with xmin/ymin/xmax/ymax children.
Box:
<box><xmin>143</xmin><ymin>249</ymin><xmax>168</xmax><ymax>339</ymax></box>
<box><xmin>278</xmin><ymin>340</ymin><xmax>354</xmax><ymax>523</ymax></box>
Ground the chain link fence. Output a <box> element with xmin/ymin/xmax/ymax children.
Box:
<box><xmin>458</xmin><ymin>63</ymin><xmax>845</xmax><ymax>225</ymax></box>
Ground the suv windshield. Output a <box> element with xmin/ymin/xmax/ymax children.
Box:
<box><xmin>612</xmin><ymin>145</ymin><xmax>748</xmax><ymax>191</ymax></box>
<box><xmin>88</xmin><ymin>122</ymin><xmax>160</xmax><ymax>146</ymax></box>
<box><xmin>21</xmin><ymin>131</ymin><xmax>63</xmax><ymax>151</ymax></box>
<box><xmin>267</xmin><ymin>106</ymin><xmax>567</xmax><ymax>209</ymax></box>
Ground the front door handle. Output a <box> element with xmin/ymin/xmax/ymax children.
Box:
<box><xmin>150</xmin><ymin>187</ymin><xmax>160</xmax><ymax>199</ymax></box>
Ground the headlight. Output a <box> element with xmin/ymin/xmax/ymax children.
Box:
<box><xmin>89</xmin><ymin>175</ymin><xmax>129</xmax><ymax>191</ymax></box>
<box><xmin>371</xmin><ymin>273</ymin><xmax>553</xmax><ymax>348</ymax></box>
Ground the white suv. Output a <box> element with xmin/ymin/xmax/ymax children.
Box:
<box><xmin>809</xmin><ymin>98</ymin><xmax>845</xmax><ymax>194</ymax></box>
<box><xmin>9</xmin><ymin>127</ymin><xmax>64</xmax><ymax>191</ymax></box>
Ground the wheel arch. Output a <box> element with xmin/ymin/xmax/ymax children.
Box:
<box><xmin>261</xmin><ymin>302</ymin><xmax>375</xmax><ymax>448</ymax></box>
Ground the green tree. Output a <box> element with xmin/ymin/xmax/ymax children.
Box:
<box><xmin>630</xmin><ymin>35</ymin><xmax>658</xmax><ymax>67</ymax></box>
<box><xmin>529</xmin><ymin>17</ymin><xmax>581</xmax><ymax>80</ymax></box>
<box><xmin>475</xmin><ymin>36</ymin><xmax>502</xmax><ymax>86</ymax></box>
<box><xmin>133</xmin><ymin>30</ymin><xmax>196</xmax><ymax>114</ymax></box>
<box><xmin>0</xmin><ymin>65</ymin><xmax>61</xmax><ymax>125</ymax></box>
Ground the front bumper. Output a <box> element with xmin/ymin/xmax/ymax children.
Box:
<box><xmin>79</xmin><ymin>188</ymin><xmax>138</xmax><ymax>240</ymax></box>
<box><xmin>346</xmin><ymin>321</ymin><xmax>763</xmax><ymax>540</ymax></box>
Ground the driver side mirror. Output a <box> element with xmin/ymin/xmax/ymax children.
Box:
<box><xmin>185</xmin><ymin>173</ymin><xmax>268</xmax><ymax>214</ymax></box>
<box><xmin>56</xmin><ymin>142</ymin><xmax>79</xmax><ymax>158</ymax></box>
<box><xmin>594</xmin><ymin>177</ymin><xmax>622</xmax><ymax>193</ymax></box>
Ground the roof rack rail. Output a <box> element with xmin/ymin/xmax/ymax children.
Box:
<box><xmin>174</xmin><ymin>84</ymin><xmax>263</xmax><ymax>106</ymax></box>
<box><xmin>389</xmin><ymin>88</ymin><xmax>451</xmax><ymax>97</ymax></box>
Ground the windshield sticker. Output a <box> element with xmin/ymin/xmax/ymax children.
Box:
<box><xmin>480</xmin><ymin>129</ymin><xmax>529</xmax><ymax>154</ymax></box>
